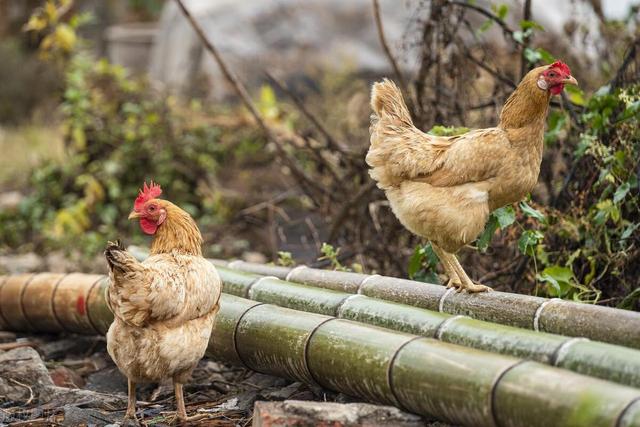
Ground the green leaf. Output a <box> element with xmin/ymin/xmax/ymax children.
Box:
<box><xmin>494</xmin><ymin>206</ymin><xmax>516</xmax><ymax>229</ymax></box>
<box><xmin>493</xmin><ymin>4</ymin><xmax>509</xmax><ymax>20</ymax></box>
<box><xmin>513</xmin><ymin>30</ymin><xmax>524</xmax><ymax>43</ymax></box>
<box><xmin>523</xmin><ymin>47</ymin><xmax>542</xmax><ymax>64</ymax></box>
<box><xmin>477</xmin><ymin>215</ymin><xmax>499</xmax><ymax>252</ymax></box>
<box><xmin>519</xmin><ymin>201</ymin><xmax>545</xmax><ymax>222</ymax></box>
<box><xmin>520</xmin><ymin>20</ymin><xmax>545</xmax><ymax>31</ymax></box>
<box><xmin>621</xmin><ymin>223</ymin><xmax>640</xmax><ymax>241</ymax></box>
<box><xmin>408</xmin><ymin>245</ymin><xmax>423</xmax><ymax>279</ymax></box>
<box><xmin>478</xmin><ymin>19</ymin><xmax>494</xmax><ymax>33</ymax></box>
<box><xmin>536</xmin><ymin>48</ymin><xmax>555</xmax><ymax>64</ymax></box>
<box><xmin>428</xmin><ymin>125</ymin><xmax>469</xmax><ymax>136</ymax></box>
<box><xmin>565</xmin><ymin>85</ymin><xmax>586</xmax><ymax>106</ymax></box>
<box><xmin>613</xmin><ymin>182</ymin><xmax>631</xmax><ymax>204</ymax></box>
<box><xmin>518</xmin><ymin>229</ymin><xmax>544</xmax><ymax>256</ymax></box>
<box><xmin>537</xmin><ymin>265</ymin><xmax>574</xmax><ymax>297</ymax></box>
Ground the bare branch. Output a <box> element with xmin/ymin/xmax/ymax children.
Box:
<box><xmin>372</xmin><ymin>0</ymin><xmax>411</xmax><ymax>98</ymax></box>
<box><xmin>520</xmin><ymin>0</ymin><xmax>532</xmax><ymax>79</ymax></box>
<box><xmin>609</xmin><ymin>35</ymin><xmax>640</xmax><ymax>90</ymax></box>
<box><xmin>264</xmin><ymin>72</ymin><xmax>350</xmax><ymax>156</ymax></box>
<box><xmin>328</xmin><ymin>181</ymin><xmax>377</xmax><ymax>242</ymax></box>
<box><xmin>449</xmin><ymin>0</ymin><xmax>523</xmax><ymax>46</ymax></box>
<box><xmin>173</xmin><ymin>0</ymin><xmax>331</xmax><ymax>202</ymax></box>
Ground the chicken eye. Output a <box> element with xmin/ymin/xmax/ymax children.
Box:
<box><xmin>548</xmin><ymin>72</ymin><xmax>556</xmax><ymax>77</ymax></box>
<box><xmin>149</xmin><ymin>206</ymin><xmax>155</xmax><ymax>211</ymax></box>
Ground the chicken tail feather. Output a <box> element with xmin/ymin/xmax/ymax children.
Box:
<box><xmin>104</xmin><ymin>240</ymin><xmax>139</xmax><ymax>274</ymax></box>
<box><xmin>367</xmin><ymin>79</ymin><xmax>451</xmax><ymax>190</ymax></box>
<box><xmin>370</xmin><ymin>78</ymin><xmax>413</xmax><ymax>126</ymax></box>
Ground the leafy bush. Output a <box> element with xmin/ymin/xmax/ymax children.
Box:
<box><xmin>0</xmin><ymin>3</ymin><xmax>265</xmax><ymax>256</ymax></box>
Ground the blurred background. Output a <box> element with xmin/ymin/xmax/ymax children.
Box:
<box><xmin>0</xmin><ymin>0</ymin><xmax>638</xmax><ymax>308</ymax></box>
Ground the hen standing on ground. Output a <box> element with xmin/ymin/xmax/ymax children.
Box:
<box><xmin>367</xmin><ymin>61</ymin><xmax>578</xmax><ymax>293</ymax></box>
<box><xmin>104</xmin><ymin>182</ymin><xmax>222</xmax><ymax>422</ymax></box>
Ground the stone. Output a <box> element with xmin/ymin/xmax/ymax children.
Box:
<box><xmin>39</xmin><ymin>336</ymin><xmax>104</xmax><ymax>360</ymax></box>
<box><xmin>0</xmin><ymin>331</ymin><xmax>17</xmax><ymax>342</ymax></box>
<box><xmin>49</xmin><ymin>366</ymin><xmax>85</xmax><ymax>388</ymax></box>
<box><xmin>85</xmin><ymin>366</ymin><xmax>128</xmax><ymax>394</ymax></box>
<box><xmin>62</xmin><ymin>405</ymin><xmax>121</xmax><ymax>426</ymax></box>
<box><xmin>0</xmin><ymin>347</ymin><xmax>54</xmax><ymax>403</ymax></box>
<box><xmin>252</xmin><ymin>400</ymin><xmax>428</xmax><ymax>427</ymax></box>
<box><xmin>0</xmin><ymin>347</ymin><xmax>125</xmax><ymax>410</ymax></box>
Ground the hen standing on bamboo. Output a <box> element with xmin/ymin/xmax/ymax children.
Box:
<box><xmin>104</xmin><ymin>182</ymin><xmax>221</xmax><ymax>422</ymax></box>
<box><xmin>367</xmin><ymin>61</ymin><xmax>578</xmax><ymax>293</ymax></box>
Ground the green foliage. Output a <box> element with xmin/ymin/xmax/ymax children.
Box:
<box><xmin>428</xmin><ymin>125</ymin><xmax>469</xmax><ymax>137</ymax></box>
<box><xmin>408</xmin><ymin>243</ymin><xmax>440</xmax><ymax>284</ymax></box>
<box><xmin>318</xmin><ymin>242</ymin><xmax>350</xmax><ymax>271</ymax></box>
<box><xmin>0</xmin><ymin>6</ymin><xmax>265</xmax><ymax>254</ymax></box>
<box><xmin>276</xmin><ymin>251</ymin><xmax>295</xmax><ymax>267</ymax></box>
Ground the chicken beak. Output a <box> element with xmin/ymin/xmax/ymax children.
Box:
<box><xmin>128</xmin><ymin>211</ymin><xmax>141</xmax><ymax>220</ymax></box>
<box><xmin>563</xmin><ymin>75</ymin><xmax>578</xmax><ymax>86</ymax></box>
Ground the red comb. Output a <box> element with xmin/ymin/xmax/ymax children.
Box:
<box><xmin>134</xmin><ymin>181</ymin><xmax>162</xmax><ymax>212</ymax></box>
<box><xmin>550</xmin><ymin>60</ymin><xmax>571</xmax><ymax>76</ymax></box>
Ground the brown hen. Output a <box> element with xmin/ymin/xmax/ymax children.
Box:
<box><xmin>367</xmin><ymin>61</ymin><xmax>577</xmax><ymax>293</ymax></box>
<box><xmin>104</xmin><ymin>182</ymin><xmax>221</xmax><ymax>422</ymax></box>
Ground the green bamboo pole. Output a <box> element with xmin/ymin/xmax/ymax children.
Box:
<box><xmin>216</xmin><ymin>259</ymin><xmax>640</xmax><ymax>349</ymax></box>
<box><xmin>213</xmin><ymin>266</ymin><xmax>640</xmax><ymax>389</ymax></box>
<box><xmin>1</xmin><ymin>273</ymin><xmax>640</xmax><ymax>427</ymax></box>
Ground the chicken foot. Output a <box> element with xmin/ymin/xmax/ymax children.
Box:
<box><xmin>432</xmin><ymin>244</ymin><xmax>491</xmax><ymax>293</ymax></box>
<box><xmin>431</xmin><ymin>244</ymin><xmax>461</xmax><ymax>289</ymax></box>
<box><xmin>448</xmin><ymin>253</ymin><xmax>492</xmax><ymax>293</ymax></box>
<box><xmin>173</xmin><ymin>382</ymin><xmax>211</xmax><ymax>423</ymax></box>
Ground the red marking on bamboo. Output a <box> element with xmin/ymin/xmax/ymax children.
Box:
<box><xmin>76</xmin><ymin>295</ymin><xmax>86</xmax><ymax>316</ymax></box>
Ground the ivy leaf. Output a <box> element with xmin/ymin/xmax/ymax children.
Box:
<box><xmin>494</xmin><ymin>206</ymin><xmax>516</xmax><ymax>229</ymax></box>
<box><xmin>519</xmin><ymin>201</ymin><xmax>545</xmax><ymax>222</ymax></box>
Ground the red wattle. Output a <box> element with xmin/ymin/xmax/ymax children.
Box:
<box><xmin>550</xmin><ymin>84</ymin><xmax>564</xmax><ymax>95</ymax></box>
<box><xmin>140</xmin><ymin>217</ymin><xmax>158</xmax><ymax>235</ymax></box>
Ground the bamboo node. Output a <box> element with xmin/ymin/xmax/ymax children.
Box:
<box><xmin>227</xmin><ymin>260</ymin><xmax>245</xmax><ymax>269</ymax></box>
<box><xmin>357</xmin><ymin>274</ymin><xmax>381</xmax><ymax>294</ymax></box>
<box><xmin>434</xmin><ymin>315</ymin><xmax>466</xmax><ymax>340</ymax></box>
<box><xmin>285</xmin><ymin>265</ymin><xmax>308</xmax><ymax>282</ymax></box>
<box><xmin>246</xmin><ymin>276</ymin><xmax>280</xmax><ymax>299</ymax></box>
<box><xmin>335</xmin><ymin>294</ymin><xmax>365</xmax><ymax>318</ymax></box>
<box><xmin>438</xmin><ymin>288</ymin><xmax>455</xmax><ymax>313</ymax></box>
<box><xmin>551</xmin><ymin>337</ymin><xmax>590</xmax><ymax>367</ymax></box>
<box><xmin>532</xmin><ymin>298</ymin><xmax>563</xmax><ymax>332</ymax></box>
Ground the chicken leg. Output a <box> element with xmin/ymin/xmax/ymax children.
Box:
<box><xmin>174</xmin><ymin>381</ymin><xmax>210</xmax><ymax>423</ymax></box>
<box><xmin>124</xmin><ymin>379</ymin><xmax>137</xmax><ymax>422</ymax></box>
<box><xmin>431</xmin><ymin>244</ymin><xmax>461</xmax><ymax>289</ymax></box>
<box><xmin>433</xmin><ymin>244</ymin><xmax>491</xmax><ymax>293</ymax></box>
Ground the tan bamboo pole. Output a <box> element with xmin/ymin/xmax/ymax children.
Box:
<box><xmin>214</xmin><ymin>259</ymin><xmax>640</xmax><ymax>349</ymax></box>
<box><xmin>1</xmin><ymin>273</ymin><xmax>640</xmax><ymax>427</ymax></box>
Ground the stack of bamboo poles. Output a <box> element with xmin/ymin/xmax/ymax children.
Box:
<box><xmin>1</xmin><ymin>260</ymin><xmax>640</xmax><ymax>426</ymax></box>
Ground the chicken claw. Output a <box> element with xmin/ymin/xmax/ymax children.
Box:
<box><xmin>445</xmin><ymin>278</ymin><xmax>462</xmax><ymax>289</ymax></box>
<box><xmin>456</xmin><ymin>281</ymin><xmax>492</xmax><ymax>293</ymax></box>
